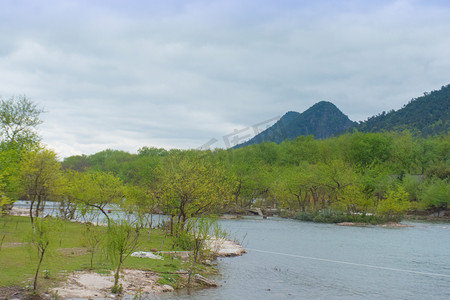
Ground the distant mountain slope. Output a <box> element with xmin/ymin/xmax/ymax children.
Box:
<box><xmin>235</xmin><ymin>84</ymin><xmax>449</xmax><ymax>148</ymax></box>
<box><xmin>355</xmin><ymin>84</ymin><xmax>450</xmax><ymax>136</ymax></box>
<box><xmin>236</xmin><ymin>101</ymin><xmax>355</xmax><ymax>147</ymax></box>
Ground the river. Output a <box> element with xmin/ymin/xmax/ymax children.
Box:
<box><xmin>160</xmin><ymin>216</ymin><xmax>450</xmax><ymax>300</ymax></box>
<box><xmin>12</xmin><ymin>201</ymin><xmax>450</xmax><ymax>299</ymax></box>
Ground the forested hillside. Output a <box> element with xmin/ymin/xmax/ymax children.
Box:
<box><xmin>236</xmin><ymin>101</ymin><xmax>355</xmax><ymax>147</ymax></box>
<box><xmin>237</xmin><ymin>84</ymin><xmax>449</xmax><ymax>147</ymax></box>
<box><xmin>356</xmin><ymin>84</ymin><xmax>450</xmax><ymax>136</ymax></box>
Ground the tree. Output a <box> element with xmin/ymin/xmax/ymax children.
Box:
<box><xmin>123</xmin><ymin>184</ymin><xmax>158</xmax><ymax>240</ymax></box>
<box><xmin>107</xmin><ymin>219</ymin><xmax>140</xmax><ymax>293</ymax></box>
<box><xmin>377</xmin><ymin>186</ymin><xmax>410</xmax><ymax>221</ymax></box>
<box><xmin>0</xmin><ymin>95</ymin><xmax>43</xmax><ymax>150</ymax></box>
<box><xmin>272</xmin><ymin>164</ymin><xmax>312</xmax><ymax>211</ymax></box>
<box><xmin>159</xmin><ymin>151</ymin><xmax>233</xmax><ymax>232</ymax></box>
<box><xmin>67</xmin><ymin>171</ymin><xmax>124</xmax><ymax>225</ymax></box>
<box><xmin>185</xmin><ymin>217</ymin><xmax>226</xmax><ymax>286</ymax></box>
<box><xmin>30</xmin><ymin>217</ymin><xmax>62</xmax><ymax>292</ymax></box>
<box><xmin>347</xmin><ymin>131</ymin><xmax>393</xmax><ymax>170</ymax></box>
<box><xmin>0</xmin><ymin>175</ymin><xmax>14</xmax><ymax>215</ymax></box>
<box><xmin>19</xmin><ymin>148</ymin><xmax>64</xmax><ymax>224</ymax></box>
<box><xmin>83</xmin><ymin>223</ymin><xmax>104</xmax><ymax>269</ymax></box>
<box><xmin>419</xmin><ymin>178</ymin><xmax>450</xmax><ymax>215</ymax></box>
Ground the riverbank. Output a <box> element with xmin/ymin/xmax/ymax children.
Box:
<box><xmin>52</xmin><ymin>238</ymin><xmax>245</xmax><ymax>299</ymax></box>
<box><xmin>336</xmin><ymin>222</ymin><xmax>413</xmax><ymax>228</ymax></box>
<box><xmin>224</xmin><ymin>207</ymin><xmax>450</xmax><ymax>225</ymax></box>
<box><xmin>0</xmin><ymin>214</ymin><xmax>246</xmax><ymax>299</ymax></box>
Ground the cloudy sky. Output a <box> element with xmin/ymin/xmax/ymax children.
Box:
<box><xmin>1</xmin><ymin>0</ymin><xmax>450</xmax><ymax>158</ymax></box>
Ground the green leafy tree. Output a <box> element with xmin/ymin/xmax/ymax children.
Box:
<box><xmin>29</xmin><ymin>217</ymin><xmax>62</xmax><ymax>292</ymax></box>
<box><xmin>83</xmin><ymin>223</ymin><xmax>104</xmax><ymax>269</ymax></box>
<box><xmin>347</xmin><ymin>131</ymin><xmax>393</xmax><ymax>170</ymax></box>
<box><xmin>159</xmin><ymin>152</ymin><xmax>233</xmax><ymax>231</ymax></box>
<box><xmin>419</xmin><ymin>178</ymin><xmax>450</xmax><ymax>215</ymax></box>
<box><xmin>67</xmin><ymin>171</ymin><xmax>124</xmax><ymax>225</ymax></box>
<box><xmin>107</xmin><ymin>219</ymin><xmax>140</xmax><ymax>293</ymax></box>
<box><xmin>19</xmin><ymin>148</ymin><xmax>64</xmax><ymax>224</ymax></box>
<box><xmin>0</xmin><ymin>175</ymin><xmax>14</xmax><ymax>215</ymax></box>
<box><xmin>0</xmin><ymin>95</ymin><xmax>43</xmax><ymax>150</ymax></box>
<box><xmin>334</xmin><ymin>183</ymin><xmax>372</xmax><ymax>214</ymax></box>
<box><xmin>185</xmin><ymin>217</ymin><xmax>226</xmax><ymax>286</ymax></box>
<box><xmin>272</xmin><ymin>164</ymin><xmax>312</xmax><ymax>211</ymax></box>
<box><xmin>377</xmin><ymin>186</ymin><xmax>410</xmax><ymax>221</ymax></box>
<box><xmin>123</xmin><ymin>184</ymin><xmax>158</xmax><ymax>239</ymax></box>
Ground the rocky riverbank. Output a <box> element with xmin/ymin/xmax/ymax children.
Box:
<box><xmin>49</xmin><ymin>238</ymin><xmax>245</xmax><ymax>299</ymax></box>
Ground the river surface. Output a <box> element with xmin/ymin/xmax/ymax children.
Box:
<box><xmin>13</xmin><ymin>201</ymin><xmax>450</xmax><ymax>299</ymax></box>
<box><xmin>159</xmin><ymin>217</ymin><xmax>450</xmax><ymax>300</ymax></box>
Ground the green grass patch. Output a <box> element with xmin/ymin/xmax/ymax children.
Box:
<box><xmin>0</xmin><ymin>215</ymin><xmax>188</xmax><ymax>289</ymax></box>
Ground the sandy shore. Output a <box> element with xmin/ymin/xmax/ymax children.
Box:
<box><xmin>52</xmin><ymin>269</ymin><xmax>174</xmax><ymax>299</ymax></box>
<box><xmin>51</xmin><ymin>238</ymin><xmax>245</xmax><ymax>299</ymax></box>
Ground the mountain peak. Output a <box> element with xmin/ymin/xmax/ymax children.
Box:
<box><xmin>235</xmin><ymin>101</ymin><xmax>354</xmax><ymax>148</ymax></box>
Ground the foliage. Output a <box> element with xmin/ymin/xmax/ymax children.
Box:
<box><xmin>237</xmin><ymin>101</ymin><xmax>355</xmax><ymax>147</ymax></box>
<box><xmin>29</xmin><ymin>217</ymin><xmax>63</xmax><ymax>291</ymax></box>
<box><xmin>18</xmin><ymin>148</ymin><xmax>64</xmax><ymax>224</ymax></box>
<box><xmin>106</xmin><ymin>219</ymin><xmax>140</xmax><ymax>292</ymax></box>
<box><xmin>419</xmin><ymin>178</ymin><xmax>450</xmax><ymax>213</ymax></box>
<box><xmin>356</xmin><ymin>84</ymin><xmax>450</xmax><ymax>137</ymax></box>
<box><xmin>184</xmin><ymin>217</ymin><xmax>227</xmax><ymax>286</ymax></box>
<box><xmin>82</xmin><ymin>223</ymin><xmax>104</xmax><ymax>269</ymax></box>
<box><xmin>159</xmin><ymin>151</ymin><xmax>234</xmax><ymax>230</ymax></box>
<box><xmin>57</xmin><ymin>131</ymin><xmax>450</xmax><ymax>223</ymax></box>
<box><xmin>0</xmin><ymin>176</ymin><xmax>14</xmax><ymax>215</ymax></box>
<box><xmin>66</xmin><ymin>170</ymin><xmax>124</xmax><ymax>224</ymax></box>
<box><xmin>0</xmin><ymin>95</ymin><xmax>43</xmax><ymax>151</ymax></box>
<box><xmin>294</xmin><ymin>209</ymin><xmax>384</xmax><ymax>224</ymax></box>
<box><xmin>377</xmin><ymin>186</ymin><xmax>410</xmax><ymax>221</ymax></box>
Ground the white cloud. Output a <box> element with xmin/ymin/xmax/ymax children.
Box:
<box><xmin>1</xmin><ymin>0</ymin><xmax>450</xmax><ymax>157</ymax></box>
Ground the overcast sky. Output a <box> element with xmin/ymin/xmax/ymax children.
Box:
<box><xmin>1</xmin><ymin>0</ymin><xmax>450</xmax><ymax>158</ymax></box>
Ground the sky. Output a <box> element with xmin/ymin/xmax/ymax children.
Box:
<box><xmin>1</xmin><ymin>0</ymin><xmax>450</xmax><ymax>158</ymax></box>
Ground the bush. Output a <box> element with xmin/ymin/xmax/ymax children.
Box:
<box><xmin>295</xmin><ymin>209</ymin><xmax>386</xmax><ymax>224</ymax></box>
<box><xmin>294</xmin><ymin>211</ymin><xmax>314</xmax><ymax>222</ymax></box>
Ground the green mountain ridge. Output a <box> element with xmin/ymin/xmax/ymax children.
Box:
<box><xmin>235</xmin><ymin>101</ymin><xmax>355</xmax><ymax>148</ymax></box>
<box><xmin>356</xmin><ymin>84</ymin><xmax>450</xmax><ymax>136</ymax></box>
<box><xmin>236</xmin><ymin>84</ymin><xmax>450</xmax><ymax>147</ymax></box>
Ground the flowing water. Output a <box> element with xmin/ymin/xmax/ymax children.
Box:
<box><xmin>13</xmin><ymin>202</ymin><xmax>450</xmax><ymax>299</ymax></box>
<box><xmin>160</xmin><ymin>217</ymin><xmax>450</xmax><ymax>300</ymax></box>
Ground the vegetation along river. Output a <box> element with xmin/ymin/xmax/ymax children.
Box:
<box><xmin>160</xmin><ymin>216</ymin><xmax>450</xmax><ymax>300</ymax></box>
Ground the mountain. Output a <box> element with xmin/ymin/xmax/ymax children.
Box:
<box><xmin>235</xmin><ymin>84</ymin><xmax>449</xmax><ymax>148</ymax></box>
<box><xmin>235</xmin><ymin>101</ymin><xmax>355</xmax><ymax>147</ymax></box>
<box><xmin>355</xmin><ymin>84</ymin><xmax>450</xmax><ymax>136</ymax></box>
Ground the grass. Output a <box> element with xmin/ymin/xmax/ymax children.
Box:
<box><xmin>0</xmin><ymin>215</ymin><xmax>188</xmax><ymax>290</ymax></box>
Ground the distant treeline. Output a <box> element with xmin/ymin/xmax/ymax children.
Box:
<box><xmin>62</xmin><ymin>131</ymin><xmax>450</xmax><ymax>222</ymax></box>
<box><xmin>1</xmin><ymin>96</ymin><xmax>449</xmax><ymax>226</ymax></box>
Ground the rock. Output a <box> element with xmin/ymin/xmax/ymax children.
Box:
<box><xmin>194</xmin><ymin>274</ymin><xmax>221</xmax><ymax>287</ymax></box>
<box><xmin>204</xmin><ymin>259</ymin><xmax>212</xmax><ymax>266</ymax></box>
<box><xmin>131</xmin><ymin>251</ymin><xmax>163</xmax><ymax>259</ymax></box>
<box><xmin>161</xmin><ymin>285</ymin><xmax>174</xmax><ymax>292</ymax></box>
<box><xmin>336</xmin><ymin>222</ymin><xmax>367</xmax><ymax>227</ymax></box>
<box><xmin>207</xmin><ymin>238</ymin><xmax>246</xmax><ymax>257</ymax></box>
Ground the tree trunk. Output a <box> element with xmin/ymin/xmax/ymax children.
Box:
<box><xmin>35</xmin><ymin>195</ymin><xmax>41</xmax><ymax>218</ymax></box>
<box><xmin>33</xmin><ymin>243</ymin><xmax>48</xmax><ymax>291</ymax></box>
<box><xmin>29</xmin><ymin>199</ymin><xmax>35</xmax><ymax>225</ymax></box>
